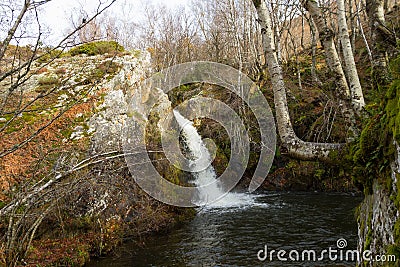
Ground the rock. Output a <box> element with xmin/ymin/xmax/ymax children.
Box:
<box><xmin>70</xmin><ymin>126</ymin><xmax>85</xmax><ymax>140</ymax></box>
<box><xmin>88</xmin><ymin>51</ymin><xmax>171</xmax><ymax>155</ymax></box>
<box><xmin>357</xmin><ymin>141</ymin><xmax>400</xmax><ymax>266</ymax></box>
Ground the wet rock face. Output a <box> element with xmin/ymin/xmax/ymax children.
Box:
<box><xmin>357</xmin><ymin>142</ymin><xmax>400</xmax><ymax>266</ymax></box>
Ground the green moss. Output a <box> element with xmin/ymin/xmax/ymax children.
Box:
<box><xmin>85</xmin><ymin>61</ymin><xmax>121</xmax><ymax>84</ymax></box>
<box><xmin>213</xmin><ymin>147</ymin><xmax>229</xmax><ymax>176</ymax></box>
<box><xmin>395</xmin><ymin>174</ymin><xmax>400</xmax><ymax>208</ymax></box>
<box><xmin>393</xmin><ymin>219</ymin><xmax>400</xmax><ymax>246</ymax></box>
<box><xmin>391</xmin><ymin>176</ymin><xmax>400</xmax><ymax>259</ymax></box>
<box><xmin>36</xmin><ymin>48</ymin><xmax>65</xmax><ymax>63</ymax></box>
<box><xmin>385</xmin><ymin>80</ymin><xmax>400</xmax><ymax>142</ymax></box>
<box><xmin>364</xmin><ymin>211</ymin><xmax>373</xmax><ymax>250</ymax></box>
<box><xmin>174</xmin><ymin>207</ymin><xmax>196</xmax><ymax>222</ymax></box>
<box><xmin>349</xmin><ymin>54</ymin><xmax>400</xmax><ymax>260</ymax></box>
<box><xmin>38</xmin><ymin>75</ymin><xmax>60</xmax><ymax>85</ymax></box>
<box><xmin>144</xmin><ymin>111</ymin><xmax>187</xmax><ymax>188</ymax></box>
<box><xmin>390</xmin><ymin>54</ymin><xmax>400</xmax><ymax>80</ymax></box>
<box><xmin>385</xmin><ymin>213</ymin><xmax>400</xmax><ymax>265</ymax></box>
<box><xmin>69</xmin><ymin>41</ymin><xmax>124</xmax><ymax>56</ymax></box>
<box><xmin>61</xmin><ymin>128</ymin><xmax>74</xmax><ymax>138</ymax></box>
<box><xmin>36</xmin><ymin>74</ymin><xmax>61</xmax><ymax>93</ymax></box>
<box><xmin>349</xmin><ymin>77</ymin><xmax>400</xmax><ymax>194</ymax></box>
<box><xmin>1</xmin><ymin>112</ymin><xmax>39</xmax><ymax>133</ymax></box>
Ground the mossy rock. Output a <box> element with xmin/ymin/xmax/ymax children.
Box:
<box><xmin>385</xmin><ymin>80</ymin><xmax>400</xmax><ymax>142</ymax></box>
<box><xmin>69</xmin><ymin>41</ymin><xmax>124</xmax><ymax>56</ymax></box>
<box><xmin>35</xmin><ymin>73</ymin><xmax>60</xmax><ymax>93</ymax></box>
<box><xmin>349</xmin><ymin>75</ymin><xmax>400</xmax><ymax>194</ymax></box>
<box><xmin>37</xmin><ymin>48</ymin><xmax>65</xmax><ymax>63</ymax></box>
<box><xmin>37</xmin><ymin>74</ymin><xmax>60</xmax><ymax>86</ymax></box>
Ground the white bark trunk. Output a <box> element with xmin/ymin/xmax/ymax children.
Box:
<box><xmin>366</xmin><ymin>0</ymin><xmax>392</xmax><ymax>81</ymax></box>
<box><xmin>337</xmin><ymin>0</ymin><xmax>366</xmax><ymax>112</ymax></box>
<box><xmin>252</xmin><ymin>0</ymin><xmax>342</xmax><ymax>161</ymax></box>
<box><xmin>357</xmin><ymin>0</ymin><xmax>373</xmax><ymax>64</ymax></box>
<box><xmin>302</xmin><ymin>0</ymin><xmax>349</xmax><ymax>96</ymax></box>
<box><xmin>302</xmin><ymin>0</ymin><xmax>359</xmax><ymax>138</ymax></box>
<box><xmin>308</xmin><ymin>16</ymin><xmax>322</xmax><ymax>85</ymax></box>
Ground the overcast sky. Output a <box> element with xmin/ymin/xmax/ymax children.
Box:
<box><xmin>40</xmin><ymin>0</ymin><xmax>188</xmax><ymax>45</ymax></box>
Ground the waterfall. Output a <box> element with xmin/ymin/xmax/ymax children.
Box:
<box><xmin>173</xmin><ymin>110</ymin><xmax>262</xmax><ymax>208</ymax></box>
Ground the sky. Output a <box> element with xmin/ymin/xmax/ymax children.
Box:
<box><xmin>40</xmin><ymin>0</ymin><xmax>188</xmax><ymax>45</ymax></box>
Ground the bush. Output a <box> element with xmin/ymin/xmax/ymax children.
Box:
<box><xmin>35</xmin><ymin>67</ymin><xmax>48</xmax><ymax>74</ymax></box>
<box><xmin>55</xmin><ymin>68</ymin><xmax>67</xmax><ymax>75</ymax></box>
<box><xmin>37</xmin><ymin>48</ymin><xmax>65</xmax><ymax>63</ymax></box>
<box><xmin>37</xmin><ymin>74</ymin><xmax>59</xmax><ymax>86</ymax></box>
<box><xmin>97</xmin><ymin>61</ymin><xmax>121</xmax><ymax>74</ymax></box>
<box><xmin>85</xmin><ymin>61</ymin><xmax>122</xmax><ymax>83</ymax></box>
<box><xmin>69</xmin><ymin>41</ymin><xmax>125</xmax><ymax>56</ymax></box>
<box><xmin>36</xmin><ymin>74</ymin><xmax>60</xmax><ymax>93</ymax></box>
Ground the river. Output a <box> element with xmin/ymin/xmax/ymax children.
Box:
<box><xmin>88</xmin><ymin>191</ymin><xmax>362</xmax><ymax>266</ymax></box>
<box><xmin>89</xmin><ymin>111</ymin><xmax>362</xmax><ymax>266</ymax></box>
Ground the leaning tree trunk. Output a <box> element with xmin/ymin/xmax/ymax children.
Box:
<box><xmin>301</xmin><ymin>0</ymin><xmax>350</xmax><ymax>98</ymax></box>
<box><xmin>252</xmin><ymin>0</ymin><xmax>342</xmax><ymax>161</ymax></box>
<box><xmin>301</xmin><ymin>0</ymin><xmax>359</xmax><ymax>138</ymax></box>
<box><xmin>366</xmin><ymin>0</ymin><xmax>394</xmax><ymax>85</ymax></box>
<box><xmin>337</xmin><ymin>0</ymin><xmax>366</xmax><ymax>113</ymax></box>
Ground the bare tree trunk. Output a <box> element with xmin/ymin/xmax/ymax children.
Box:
<box><xmin>357</xmin><ymin>0</ymin><xmax>373</xmax><ymax>64</ymax></box>
<box><xmin>307</xmin><ymin>15</ymin><xmax>322</xmax><ymax>85</ymax></box>
<box><xmin>288</xmin><ymin>29</ymin><xmax>303</xmax><ymax>90</ymax></box>
<box><xmin>366</xmin><ymin>0</ymin><xmax>394</xmax><ymax>84</ymax></box>
<box><xmin>252</xmin><ymin>0</ymin><xmax>342</xmax><ymax>161</ymax></box>
<box><xmin>301</xmin><ymin>12</ymin><xmax>306</xmax><ymax>51</ymax></box>
<box><xmin>337</xmin><ymin>0</ymin><xmax>366</xmax><ymax>112</ymax></box>
<box><xmin>302</xmin><ymin>0</ymin><xmax>350</xmax><ymax>97</ymax></box>
<box><xmin>349</xmin><ymin>0</ymin><xmax>357</xmax><ymax>54</ymax></box>
<box><xmin>274</xmin><ymin>22</ymin><xmax>283</xmax><ymax>64</ymax></box>
<box><xmin>302</xmin><ymin>0</ymin><xmax>359</xmax><ymax>138</ymax></box>
<box><xmin>270</xmin><ymin>2</ymin><xmax>283</xmax><ymax>64</ymax></box>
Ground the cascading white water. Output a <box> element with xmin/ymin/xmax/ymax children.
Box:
<box><xmin>173</xmin><ymin>110</ymin><xmax>264</xmax><ymax>209</ymax></box>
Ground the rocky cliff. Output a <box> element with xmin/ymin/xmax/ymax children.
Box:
<box><xmin>0</xmin><ymin>45</ymin><xmax>192</xmax><ymax>266</ymax></box>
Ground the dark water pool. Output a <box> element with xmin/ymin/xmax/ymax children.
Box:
<box><xmin>87</xmin><ymin>192</ymin><xmax>362</xmax><ymax>266</ymax></box>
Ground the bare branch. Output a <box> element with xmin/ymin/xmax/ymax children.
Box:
<box><xmin>0</xmin><ymin>0</ymin><xmax>31</xmax><ymax>62</ymax></box>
